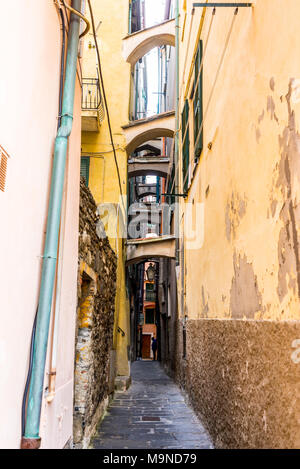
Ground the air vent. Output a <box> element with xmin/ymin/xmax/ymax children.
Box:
<box><xmin>0</xmin><ymin>145</ymin><xmax>10</xmax><ymax>192</ymax></box>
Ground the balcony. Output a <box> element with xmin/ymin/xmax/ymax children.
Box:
<box><xmin>122</xmin><ymin>110</ymin><xmax>175</xmax><ymax>155</ymax></box>
<box><xmin>128</xmin><ymin>156</ymin><xmax>170</xmax><ymax>179</ymax></box>
<box><xmin>136</xmin><ymin>183</ymin><xmax>157</xmax><ymax>199</ymax></box>
<box><xmin>81</xmin><ymin>78</ymin><xmax>105</xmax><ymax>132</ymax></box>
<box><xmin>145</xmin><ymin>289</ymin><xmax>156</xmax><ymax>302</ymax></box>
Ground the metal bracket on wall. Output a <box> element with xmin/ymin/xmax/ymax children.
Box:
<box><xmin>118</xmin><ymin>327</ymin><xmax>126</xmax><ymax>337</ymax></box>
<box><xmin>193</xmin><ymin>3</ymin><xmax>252</xmax><ymax>7</ymax></box>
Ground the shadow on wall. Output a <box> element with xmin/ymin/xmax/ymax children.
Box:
<box><xmin>73</xmin><ymin>179</ymin><xmax>117</xmax><ymax>449</ymax></box>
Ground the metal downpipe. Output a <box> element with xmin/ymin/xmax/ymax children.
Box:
<box><xmin>21</xmin><ymin>0</ymin><xmax>82</xmax><ymax>450</ymax></box>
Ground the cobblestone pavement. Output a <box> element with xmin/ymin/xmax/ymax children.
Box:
<box><xmin>92</xmin><ymin>361</ymin><xmax>213</xmax><ymax>449</ymax></box>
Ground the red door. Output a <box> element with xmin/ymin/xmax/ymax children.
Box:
<box><xmin>142</xmin><ymin>335</ymin><xmax>151</xmax><ymax>359</ymax></box>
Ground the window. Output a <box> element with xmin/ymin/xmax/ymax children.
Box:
<box><xmin>193</xmin><ymin>40</ymin><xmax>203</xmax><ymax>161</ymax></box>
<box><xmin>80</xmin><ymin>156</ymin><xmax>90</xmax><ymax>186</ymax></box>
<box><xmin>181</xmin><ymin>99</ymin><xmax>190</xmax><ymax>193</ymax></box>
<box><xmin>167</xmin><ymin>160</ymin><xmax>175</xmax><ymax>205</ymax></box>
<box><xmin>145</xmin><ymin>308</ymin><xmax>155</xmax><ymax>324</ymax></box>
<box><xmin>145</xmin><ymin>282</ymin><xmax>156</xmax><ymax>302</ymax></box>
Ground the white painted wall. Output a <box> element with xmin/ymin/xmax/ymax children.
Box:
<box><xmin>0</xmin><ymin>1</ymin><xmax>81</xmax><ymax>449</ymax></box>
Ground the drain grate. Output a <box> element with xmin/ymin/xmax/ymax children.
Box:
<box><xmin>142</xmin><ymin>416</ymin><xmax>160</xmax><ymax>422</ymax></box>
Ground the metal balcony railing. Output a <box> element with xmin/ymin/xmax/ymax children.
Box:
<box><xmin>145</xmin><ymin>291</ymin><xmax>156</xmax><ymax>302</ymax></box>
<box><xmin>82</xmin><ymin>78</ymin><xmax>102</xmax><ymax>111</ymax></box>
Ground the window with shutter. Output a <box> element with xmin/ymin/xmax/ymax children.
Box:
<box><xmin>80</xmin><ymin>156</ymin><xmax>90</xmax><ymax>186</ymax></box>
<box><xmin>145</xmin><ymin>282</ymin><xmax>156</xmax><ymax>302</ymax></box>
<box><xmin>167</xmin><ymin>160</ymin><xmax>176</xmax><ymax>205</ymax></box>
<box><xmin>193</xmin><ymin>40</ymin><xmax>203</xmax><ymax>161</ymax></box>
<box><xmin>182</xmin><ymin>99</ymin><xmax>190</xmax><ymax>193</ymax></box>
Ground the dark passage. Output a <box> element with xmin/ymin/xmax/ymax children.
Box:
<box><xmin>92</xmin><ymin>361</ymin><xmax>213</xmax><ymax>449</ymax></box>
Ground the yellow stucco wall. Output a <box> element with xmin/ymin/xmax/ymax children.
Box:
<box><xmin>178</xmin><ymin>0</ymin><xmax>300</xmax><ymax>321</ymax></box>
<box><xmin>81</xmin><ymin>0</ymin><xmax>131</xmax><ymax>377</ymax></box>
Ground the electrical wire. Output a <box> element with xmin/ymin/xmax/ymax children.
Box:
<box><xmin>170</xmin><ymin>6</ymin><xmax>216</xmax><ymax>195</ymax></box>
<box><xmin>171</xmin><ymin>7</ymin><xmax>239</xmax><ymax>194</ymax></box>
<box><xmin>198</xmin><ymin>8</ymin><xmax>238</xmax><ymax>149</ymax></box>
<box><xmin>193</xmin><ymin>7</ymin><xmax>216</xmax><ymax>106</ymax></box>
<box><xmin>62</xmin><ymin>1</ymin><xmax>90</xmax><ymax>38</ymax></box>
<box><xmin>87</xmin><ymin>0</ymin><xmax>126</xmax><ymax>217</ymax></box>
<box><xmin>60</xmin><ymin>0</ymin><xmax>70</xmax><ymax>29</ymax></box>
<box><xmin>59</xmin><ymin>0</ymin><xmax>83</xmax><ymax>86</ymax></box>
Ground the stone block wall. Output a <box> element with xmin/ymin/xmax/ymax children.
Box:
<box><xmin>73</xmin><ymin>179</ymin><xmax>117</xmax><ymax>448</ymax></box>
<box><xmin>176</xmin><ymin>318</ymin><xmax>300</xmax><ymax>449</ymax></box>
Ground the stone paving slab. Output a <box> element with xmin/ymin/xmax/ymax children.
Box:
<box><xmin>92</xmin><ymin>361</ymin><xmax>213</xmax><ymax>450</ymax></box>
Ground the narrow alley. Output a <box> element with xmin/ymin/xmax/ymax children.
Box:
<box><xmin>92</xmin><ymin>361</ymin><xmax>213</xmax><ymax>450</ymax></box>
<box><xmin>2</xmin><ymin>0</ymin><xmax>300</xmax><ymax>451</ymax></box>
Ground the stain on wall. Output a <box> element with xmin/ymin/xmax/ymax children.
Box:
<box><xmin>276</xmin><ymin>80</ymin><xmax>300</xmax><ymax>302</ymax></box>
<box><xmin>201</xmin><ymin>286</ymin><xmax>209</xmax><ymax>318</ymax></box>
<box><xmin>230</xmin><ymin>252</ymin><xmax>262</xmax><ymax>319</ymax></box>
<box><xmin>267</xmin><ymin>95</ymin><xmax>279</xmax><ymax>123</ymax></box>
<box><xmin>270</xmin><ymin>77</ymin><xmax>275</xmax><ymax>92</ymax></box>
<box><xmin>270</xmin><ymin>199</ymin><xmax>277</xmax><ymax>218</ymax></box>
<box><xmin>225</xmin><ymin>192</ymin><xmax>247</xmax><ymax>242</ymax></box>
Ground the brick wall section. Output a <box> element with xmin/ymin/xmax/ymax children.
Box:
<box><xmin>73</xmin><ymin>179</ymin><xmax>117</xmax><ymax>448</ymax></box>
<box><xmin>177</xmin><ymin>319</ymin><xmax>300</xmax><ymax>449</ymax></box>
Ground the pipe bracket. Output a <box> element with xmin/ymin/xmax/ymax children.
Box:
<box><xmin>21</xmin><ymin>437</ymin><xmax>41</xmax><ymax>450</ymax></box>
<box><xmin>61</xmin><ymin>113</ymin><xmax>74</xmax><ymax>120</ymax></box>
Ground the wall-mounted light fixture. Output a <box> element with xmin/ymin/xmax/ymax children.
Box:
<box><xmin>146</xmin><ymin>263</ymin><xmax>156</xmax><ymax>282</ymax></box>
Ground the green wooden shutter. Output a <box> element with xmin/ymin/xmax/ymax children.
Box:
<box><xmin>194</xmin><ymin>40</ymin><xmax>203</xmax><ymax>161</ymax></box>
<box><xmin>80</xmin><ymin>157</ymin><xmax>90</xmax><ymax>186</ymax></box>
<box><xmin>167</xmin><ymin>161</ymin><xmax>175</xmax><ymax>205</ymax></box>
<box><xmin>182</xmin><ymin>99</ymin><xmax>190</xmax><ymax>193</ymax></box>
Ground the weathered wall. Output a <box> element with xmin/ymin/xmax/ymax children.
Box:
<box><xmin>181</xmin><ymin>0</ymin><xmax>300</xmax><ymax>323</ymax></box>
<box><xmin>180</xmin><ymin>319</ymin><xmax>300</xmax><ymax>449</ymax></box>
<box><xmin>175</xmin><ymin>0</ymin><xmax>300</xmax><ymax>448</ymax></box>
<box><xmin>0</xmin><ymin>1</ymin><xmax>81</xmax><ymax>449</ymax></box>
<box><xmin>74</xmin><ymin>180</ymin><xmax>117</xmax><ymax>448</ymax></box>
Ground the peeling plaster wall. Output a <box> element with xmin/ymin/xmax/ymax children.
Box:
<box><xmin>176</xmin><ymin>0</ymin><xmax>300</xmax><ymax>448</ymax></box>
<box><xmin>182</xmin><ymin>0</ymin><xmax>300</xmax><ymax>322</ymax></box>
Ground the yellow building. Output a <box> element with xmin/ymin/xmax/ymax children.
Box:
<box><xmin>81</xmin><ymin>0</ymin><xmax>131</xmax><ymax>385</ymax></box>
<box><xmin>174</xmin><ymin>0</ymin><xmax>300</xmax><ymax>449</ymax></box>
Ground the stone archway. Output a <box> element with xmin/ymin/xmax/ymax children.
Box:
<box><xmin>123</xmin><ymin>18</ymin><xmax>175</xmax><ymax>65</ymax></box>
<box><xmin>122</xmin><ymin>110</ymin><xmax>175</xmax><ymax>156</ymax></box>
